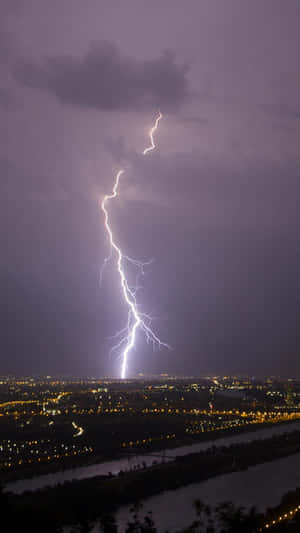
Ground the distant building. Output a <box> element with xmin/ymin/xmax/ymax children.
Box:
<box><xmin>286</xmin><ymin>386</ymin><xmax>294</xmax><ymax>406</ymax></box>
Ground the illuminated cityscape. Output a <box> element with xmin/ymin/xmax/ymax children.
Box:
<box><xmin>1</xmin><ymin>375</ymin><xmax>300</xmax><ymax>531</ymax></box>
<box><xmin>1</xmin><ymin>375</ymin><xmax>300</xmax><ymax>477</ymax></box>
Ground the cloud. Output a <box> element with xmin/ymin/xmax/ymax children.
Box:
<box><xmin>0</xmin><ymin>87</ymin><xmax>13</xmax><ymax>108</ymax></box>
<box><xmin>0</xmin><ymin>157</ymin><xmax>69</xmax><ymax>207</ymax></box>
<box><xmin>16</xmin><ymin>42</ymin><xmax>188</xmax><ymax>111</ymax></box>
<box><xmin>0</xmin><ymin>1</ymin><xmax>24</xmax><ymax>66</ymax></box>
<box><xmin>180</xmin><ymin>115</ymin><xmax>209</xmax><ymax>127</ymax></box>
<box><xmin>260</xmin><ymin>103</ymin><xmax>300</xmax><ymax>121</ymax></box>
<box><xmin>125</xmin><ymin>152</ymin><xmax>300</xmax><ymax>230</ymax></box>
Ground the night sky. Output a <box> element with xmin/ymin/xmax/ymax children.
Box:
<box><xmin>1</xmin><ymin>1</ymin><xmax>300</xmax><ymax>377</ymax></box>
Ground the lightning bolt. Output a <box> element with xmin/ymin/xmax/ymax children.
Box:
<box><xmin>101</xmin><ymin>111</ymin><xmax>169</xmax><ymax>379</ymax></box>
<box><xmin>142</xmin><ymin>111</ymin><xmax>163</xmax><ymax>155</ymax></box>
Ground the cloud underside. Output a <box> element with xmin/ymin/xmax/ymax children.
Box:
<box><xmin>124</xmin><ymin>153</ymin><xmax>300</xmax><ymax>230</ymax></box>
<box><xmin>0</xmin><ymin>87</ymin><xmax>12</xmax><ymax>107</ymax></box>
<box><xmin>16</xmin><ymin>42</ymin><xmax>188</xmax><ymax>111</ymax></box>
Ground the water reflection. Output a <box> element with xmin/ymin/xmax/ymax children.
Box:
<box><xmin>117</xmin><ymin>452</ymin><xmax>300</xmax><ymax>532</ymax></box>
<box><xmin>6</xmin><ymin>421</ymin><xmax>300</xmax><ymax>495</ymax></box>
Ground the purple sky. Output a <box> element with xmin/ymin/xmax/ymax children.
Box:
<box><xmin>1</xmin><ymin>0</ymin><xmax>300</xmax><ymax>377</ymax></box>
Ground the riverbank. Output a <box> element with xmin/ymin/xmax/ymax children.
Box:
<box><xmin>5</xmin><ymin>428</ymin><xmax>300</xmax><ymax>532</ymax></box>
<box><xmin>4</xmin><ymin>417</ymin><xmax>300</xmax><ymax>485</ymax></box>
<box><xmin>117</xmin><ymin>446</ymin><xmax>300</xmax><ymax>531</ymax></box>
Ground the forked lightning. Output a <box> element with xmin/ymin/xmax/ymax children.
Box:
<box><xmin>101</xmin><ymin>111</ymin><xmax>169</xmax><ymax>379</ymax></box>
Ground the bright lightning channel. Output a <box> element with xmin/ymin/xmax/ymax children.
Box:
<box><xmin>101</xmin><ymin>111</ymin><xmax>169</xmax><ymax>379</ymax></box>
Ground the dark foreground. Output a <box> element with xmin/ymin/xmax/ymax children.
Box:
<box><xmin>3</xmin><ymin>429</ymin><xmax>300</xmax><ymax>532</ymax></box>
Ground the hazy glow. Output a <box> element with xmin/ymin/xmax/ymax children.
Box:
<box><xmin>101</xmin><ymin>111</ymin><xmax>169</xmax><ymax>379</ymax></box>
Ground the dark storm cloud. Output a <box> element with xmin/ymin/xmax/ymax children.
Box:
<box><xmin>0</xmin><ymin>0</ymin><xmax>23</xmax><ymax>14</ymax></box>
<box><xmin>180</xmin><ymin>115</ymin><xmax>209</xmax><ymax>126</ymax></box>
<box><xmin>127</xmin><ymin>152</ymin><xmax>300</xmax><ymax>230</ymax></box>
<box><xmin>2</xmin><ymin>0</ymin><xmax>300</xmax><ymax>377</ymax></box>
<box><xmin>260</xmin><ymin>104</ymin><xmax>300</xmax><ymax>121</ymax></box>
<box><xmin>0</xmin><ymin>1</ymin><xmax>24</xmax><ymax>65</ymax></box>
<box><xmin>0</xmin><ymin>157</ymin><xmax>66</xmax><ymax>203</ymax></box>
<box><xmin>0</xmin><ymin>29</ymin><xmax>14</xmax><ymax>67</ymax></box>
<box><xmin>0</xmin><ymin>88</ymin><xmax>13</xmax><ymax>108</ymax></box>
<box><xmin>16</xmin><ymin>42</ymin><xmax>188</xmax><ymax>111</ymax></box>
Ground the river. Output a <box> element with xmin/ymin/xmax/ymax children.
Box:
<box><xmin>6</xmin><ymin>420</ymin><xmax>300</xmax><ymax>494</ymax></box>
<box><xmin>116</xmin><ymin>451</ymin><xmax>300</xmax><ymax>532</ymax></box>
